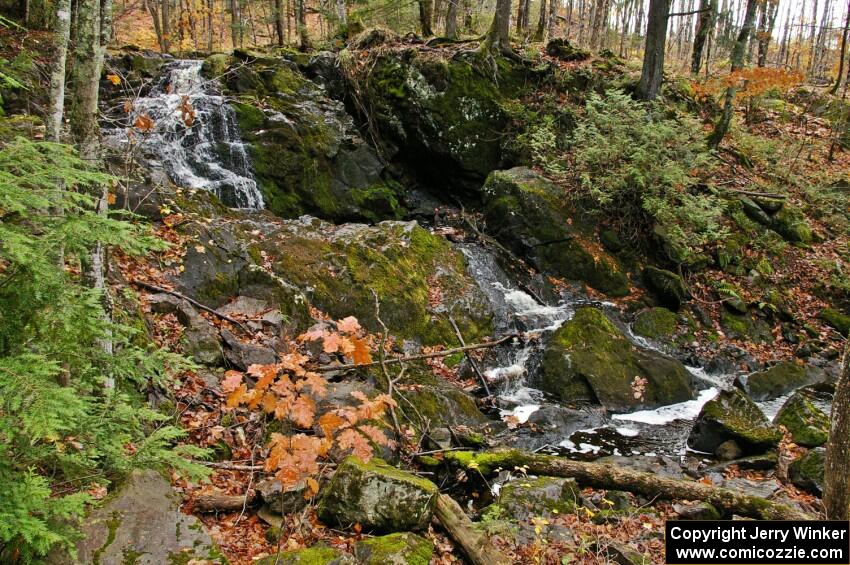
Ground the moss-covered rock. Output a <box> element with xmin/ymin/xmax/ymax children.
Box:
<box><xmin>495</xmin><ymin>476</ymin><xmax>581</xmax><ymax>520</ymax></box>
<box><xmin>687</xmin><ymin>389</ymin><xmax>782</xmax><ymax>455</ymax></box>
<box><xmin>821</xmin><ymin>307</ymin><xmax>850</xmax><ymax>337</ymax></box>
<box><xmin>719</xmin><ymin>310</ymin><xmax>773</xmax><ymax>343</ymax></box>
<box><xmin>176</xmin><ymin>211</ymin><xmax>493</xmax><ymax>345</ymax></box>
<box><xmin>789</xmin><ymin>447</ymin><xmax>825</xmax><ymax>494</ymax></box>
<box><xmin>353</xmin><ymin>532</ymin><xmax>434</xmax><ymax>565</ymax></box>
<box><xmin>482</xmin><ymin>168</ymin><xmax>629</xmax><ymax>296</ymax></box>
<box><xmin>210</xmin><ymin>54</ymin><xmax>403</xmax><ymax>223</ymax></box>
<box><xmin>317</xmin><ymin>457</ymin><xmax>438</xmax><ymax>533</ymax></box>
<box><xmin>399</xmin><ymin>365</ymin><xmax>491</xmax><ymax>428</ymax></box>
<box><xmin>632</xmin><ymin>307</ymin><xmax>678</xmax><ymax>340</ymax></box>
<box><xmin>772</xmin><ymin>204</ymin><xmax>813</xmax><ymax>243</ymax></box>
<box><xmin>643</xmin><ymin>267</ymin><xmax>688</xmax><ymax>310</ymax></box>
<box><xmin>545</xmin><ymin>39</ymin><xmax>591</xmax><ymax>61</ymax></box>
<box><xmin>356</xmin><ymin>49</ymin><xmax>535</xmax><ymax>192</ymax></box>
<box><xmin>736</xmin><ymin>361</ymin><xmax>817</xmax><ymax>401</ymax></box>
<box><xmin>255</xmin><ymin>545</ymin><xmax>354</xmax><ymax>564</ymax></box>
<box><xmin>774</xmin><ymin>392</ymin><xmax>830</xmax><ymax>447</ymax></box>
<box><xmin>538</xmin><ymin>307</ymin><xmax>695</xmax><ymax>412</ymax></box>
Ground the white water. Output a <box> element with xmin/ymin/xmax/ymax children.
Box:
<box><xmin>108</xmin><ymin>60</ymin><xmax>264</xmax><ymax>209</ymax></box>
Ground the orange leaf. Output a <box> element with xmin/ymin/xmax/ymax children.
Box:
<box><xmin>305</xmin><ymin>477</ymin><xmax>320</xmax><ymax>498</ymax></box>
<box><xmin>350</xmin><ymin>337</ymin><xmax>372</xmax><ymax>365</ymax></box>
<box><xmin>322</xmin><ymin>332</ymin><xmax>342</xmax><ymax>354</ymax></box>
<box><xmin>318</xmin><ymin>412</ymin><xmax>345</xmax><ymax>438</ymax></box>
<box><xmin>222</xmin><ymin>371</ymin><xmax>242</xmax><ymax>393</ymax></box>
<box><xmin>337</xmin><ymin>429</ymin><xmax>374</xmax><ymax>461</ymax></box>
<box><xmin>289</xmin><ymin>395</ymin><xmax>316</xmax><ymax>428</ymax></box>
<box><xmin>106</xmin><ymin>74</ymin><xmax>121</xmax><ymax>86</ymax></box>
<box><xmin>336</xmin><ymin>316</ymin><xmax>361</xmax><ymax>334</ymax></box>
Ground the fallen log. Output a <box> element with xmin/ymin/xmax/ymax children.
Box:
<box><xmin>194</xmin><ymin>491</ymin><xmax>257</xmax><ymax>513</ymax></box>
<box><xmin>434</xmin><ymin>494</ymin><xmax>512</xmax><ymax>565</ymax></box>
<box><xmin>445</xmin><ymin>449</ymin><xmax>814</xmax><ymax>521</ymax></box>
<box><xmin>132</xmin><ymin>279</ymin><xmax>253</xmax><ymax>334</ymax></box>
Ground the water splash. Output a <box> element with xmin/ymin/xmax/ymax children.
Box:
<box><xmin>110</xmin><ymin>60</ymin><xmax>264</xmax><ymax>209</ymax></box>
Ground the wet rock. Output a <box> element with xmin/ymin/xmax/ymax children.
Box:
<box><xmin>494</xmin><ymin>476</ymin><xmax>581</xmax><ymax>520</ymax></box>
<box><xmin>643</xmin><ymin>267</ymin><xmax>689</xmax><ymax>310</ymax></box>
<box><xmin>735</xmin><ymin>361</ymin><xmax>821</xmax><ymax>401</ymax></box>
<box><xmin>317</xmin><ymin>457</ymin><xmax>438</xmax><ymax>533</ymax></box>
<box><xmin>220</xmin><ymin>328</ymin><xmax>277</xmax><ymax>370</ymax></box>
<box><xmin>255</xmin><ymin>545</ymin><xmax>355</xmax><ymax>564</ymax></box>
<box><xmin>256</xmin><ymin>478</ymin><xmax>309</xmax><ymax>515</ymax></box>
<box><xmin>788</xmin><ymin>447</ymin><xmax>825</xmax><ymax>494</ymax></box>
<box><xmin>65</xmin><ymin>470</ymin><xmax>223</xmax><ymax>564</ymax></box>
<box><xmin>482</xmin><ymin>168</ymin><xmax>629</xmax><ymax>296</ymax></box>
<box><xmin>774</xmin><ymin>391</ymin><xmax>830</xmax><ymax>447</ymax></box>
<box><xmin>538</xmin><ymin>307</ymin><xmax>695</xmax><ymax>412</ymax></box>
<box><xmin>719</xmin><ymin>477</ymin><xmax>782</xmax><ymax>499</ymax></box>
<box><xmin>687</xmin><ymin>389</ymin><xmax>781</xmax><ymax>455</ymax></box>
<box><xmin>305</xmin><ymin>51</ymin><xmax>347</xmax><ymax>100</ymax></box>
<box><xmin>400</xmin><ymin>366</ymin><xmax>492</xmax><ymax>429</ymax></box>
<box><xmin>353</xmin><ymin>532</ymin><xmax>434</xmax><ymax>565</ymax></box>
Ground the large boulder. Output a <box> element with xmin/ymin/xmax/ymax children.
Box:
<box><xmin>209</xmin><ymin>53</ymin><xmax>403</xmax><ymax>223</ymax></box>
<box><xmin>687</xmin><ymin>389</ymin><xmax>782</xmax><ymax>455</ymax></box>
<box><xmin>317</xmin><ymin>457</ymin><xmax>438</xmax><ymax>533</ymax></box>
<box><xmin>773</xmin><ymin>391</ymin><xmax>830</xmax><ymax>447</ymax></box>
<box><xmin>255</xmin><ymin>545</ymin><xmax>355</xmax><ymax>564</ymax></box>
<box><xmin>482</xmin><ymin>168</ymin><xmax>630</xmax><ymax>296</ymax></box>
<box><xmin>356</xmin><ymin>49</ymin><xmax>534</xmax><ymax>192</ymax></box>
<box><xmin>62</xmin><ymin>470</ymin><xmax>223</xmax><ymax>564</ymax></box>
<box><xmin>736</xmin><ymin>361</ymin><xmax>821</xmax><ymax>401</ymax></box>
<box><xmin>632</xmin><ymin>307</ymin><xmax>678</xmax><ymax>340</ymax></box>
<box><xmin>537</xmin><ymin>307</ymin><xmax>695</xmax><ymax>412</ymax></box>
<box><xmin>494</xmin><ymin>476</ymin><xmax>581</xmax><ymax>520</ymax></box>
<box><xmin>643</xmin><ymin>267</ymin><xmax>689</xmax><ymax>310</ymax></box>
<box><xmin>147</xmin><ymin>292</ymin><xmax>223</xmax><ymax>365</ymax></box>
<box><xmin>175</xmin><ymin>205</ymin><xmax>493</xmax><ymax>345</ymax></box>
<box><xmin>353</xmin><ymin>532</ymin><xmax>434</xmax><ymax>565</ymax></box>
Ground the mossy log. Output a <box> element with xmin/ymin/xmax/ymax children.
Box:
<box><xmin>445</xmin><ymin>450</ymin><xmax>813</xmax><ymax>521</ymax></box>
<box><xmin>434</xmin><ymin>494</ymin><xmax>512</xmax><ymax>565</ymax></box>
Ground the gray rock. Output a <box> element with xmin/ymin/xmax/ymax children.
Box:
<box><xmin>774</xmin><ymin>391</ymin><xmax>830</xmax><ymax>447</ymax></box>
<box><xmin>789</xmin><ymin>447</ymin><xmax>825</xmax><ymax>494</ymax></box>
<box><xmin>736</xmin><ymin>361</ymin><xmax>823</xmax><ymax>401</ymax></box>
<box><xmin>643</xmin><ymin>266</ymin><xmax>689</xmax><ymax>310</ymax></box>
<box><xmin>254</xmin><ymin>544</ymin><xmax>355</xmax><ymax>564</ymax></box>
<box><xmin>68</xmin><ymin>470</ymin><xmax>222</xmax><ymax>564</ymax></box>
<box><xmin>217</xmin><ymin>295</ymin><xmax>270</xmax><ymax>317</ymax></box>
<box><xmin>673</xmin><ymin>502</ymin><xmax>722</xmax><ymax>520</ymax></box>
<box><xmin>715</xmin><ymin>439</ymin><xmax>743</xmax><ymax>461</ymax></box>
<box><xmin>147</xmin><ymin>293</ymin><xmax>223</xmax><ymax>365</ymax></box>
<box><xmin>317</xmin><ymin>457</ymin><xmax>438</xmax><ymax>533</ymax></box>
<box><xmin>221</xmin><ymin>328</ymin><xmax>277</xmax><ymax>370</ymax></box>
<box><xmin>687</xmin><ymin>389</ymin><xmax>781</xmax><ymax>455</ymax></box>
<box><xmin>256</xmin><ymin>478</ymin><xmax>309</xmax><ymax>515</ymax></box>
<box><xmin>496</xmin><ymin>476</ymin><xmax>581</xmax><ymax>520</ymax></box>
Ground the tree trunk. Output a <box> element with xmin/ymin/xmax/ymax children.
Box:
<box><xmin>434</xmin><ymin>494</ymin><xmax>512</xmax><ymax>565</ymax></box>
<box><xmin>206</xmin><ymin>0</ymin><xmax>214</xmax><ymax>50</ymax></box>
<box><xmin>418</xmin><ymin>0</ymin><xmax>434</xmax><ymax>35</ymax></box>
<box><xmin>480</xmin><ymin>0</ymin><xmax>512</xmax><ymax>54</ymax></box>
<box><xmin>160</xmin><ymin>0</ymin><xmax>171</xmax><ymax>52</ymax></box>
<box><xmin>230</xmin><ymin>0</ymin><xmax>239</xmax><ymax>47</ymax></box>
<box><xmin>534</xmin><ymin>0</ymin><xmax>547</xmax><ymax>40</ymax></box>
<box><xmin>548</xmin><ymin>0</ymin><xmax>558</xmax><ymax>37</ymax></box>
<box><xmin>589</xmin><ymin>0</ymin><xmax>608</xmax><ymax>48</ymax></box>
<box><xmin>446</xmin><ymin>450</ymin><xmax>814</xmax><ymax>521</ymax></box>
<box><xmin>445</xmin><ymin>0</ymin><xmax>458</xmax><ymax>38</ymax></box>
<box><xmin>708</xmin><ymin>0</ymin><xmax>757</xmax><ymax>148</ymax></box>
<box><xmin>824</xmin><ymin>344</ymin><xmax>850</xmax><ymax>520</ymax></box>
<box><xmin>636</xmin><ymin>0</ymin><xmax>670</xmax><ymax>100</ymax></box>
<box><xmin>46</xmin><ymin>0</ymin><xmax>71</xmax><ymax>143</ymax></box>
<box><xmin>516</xmin><ymin>0</ymin><xmax>529</xmax><ymax>32</ymax></box>
<box><xmin>691</xmin><ymin>0</ymin><xmax>714</xmax><ymax>74</ymax></box>
<box><xmin>70</xmin><ymin>0</ymin><xmax>114</xmax><ymax>371</ymax></box>
<box><xmin>756</xmin><ymin>0</ymin><xmax>777</xmax><ymax>67</ymax></box>
<box><xmin>832</xmin><ymin>0</ymin><xmax>850</xmax><ymax>94</ymax></box>
<box><xmin>274</xmin><ymin>0</ymin><xmax>285</xmax><ymax>43</ymax></box>
<box><xmin>335</xmin><ymin>0</ymin><xmax>346</xmax><ymax>27</ymax></box>
<box><xmin>296</xmin><ymin>0</ymin><xmax>310</xmax><ymax>49</ymax></box>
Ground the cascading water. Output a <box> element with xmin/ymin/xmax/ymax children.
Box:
<box><xmin>109</xmin><ymin>60</ymin><xmax>264</xmax><ymax>209</ymax></box>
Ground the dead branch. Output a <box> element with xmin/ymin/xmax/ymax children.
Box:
<box><xmin>449</xmin><ymin>315</ymin><xmax>492</xmax><ymax>397</ymax></box>
<box><xmin>434</xmin><ymin>494</ymin><xmax>512</xmax><ymax>565</ymax></box>
<box><xmin>132</xmin><ymin>279</ymin><xmax>253</xmax><ymax>334</ymax></box>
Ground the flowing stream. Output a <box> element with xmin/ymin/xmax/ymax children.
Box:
<box><xmin>107</xmin><ymin>60</ymin><xmax>264</xmax><ymax>209</ymax></box>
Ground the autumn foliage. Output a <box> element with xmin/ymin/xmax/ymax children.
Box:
<box><xmin>223</xmin><ymin>316</ymin><xmax>395</xmax><ymax>494</ymax></box>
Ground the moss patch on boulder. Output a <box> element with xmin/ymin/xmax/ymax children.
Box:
<box><xmin>632</xmin><ymin>307</ymin><xmax>678</xmax><ymax>339</ymax></box>
<box><xmin>687</xmin><ymin>389</ymin><xmax>781</xmax><ymax>455</ymax></box>
<box><xmin>353</xmin><ymin>532</ymin><xmax>434</xmax><ymax>565</ymax></box>
<box><xmin>774</xmin><ymin>392</ymin><xmax>829</xmax><ymax>447</ymax></box>
<box><xmin>643</xmin><ymin>267</ymin><xmax>688</xmax><ymax>310</ymax></box>
<box><xmin>482</xmin><ymin>168</ymin><xmax>629</xmax><ymax>296</ymax></box>
<box><xmin>255</xmin><ymin>545</ymin><xmax>354</xmax><ymax>564</ymax></box>
<box><xmin>538</xmin><ymin>307</ymin><xmax>694</xmax><ymax>412</ymax></box>
<box><xmin>737</xmin><ymin>361</ymin><xmax>816</xmax><ymax>401</ymax></box>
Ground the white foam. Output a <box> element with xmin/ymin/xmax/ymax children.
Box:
<box><xmin>501</xmin><ymin>403</ymin><xmax>541</xmax><ymax>424</ymax></box>
<box><xmin>615</xmin><ymin>426</ymin><xmax>640</xmax><ymax>437</ymax></box>
<box><xmin>612</xmin><ymin>387</ymin><xmax>719</xmax><ymax>425</ymax></box>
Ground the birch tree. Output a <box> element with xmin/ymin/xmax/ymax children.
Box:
<box><xmin>824</xmin><ymin>343</ymin><xmax>850</xmax><ymax>520</ymax></box>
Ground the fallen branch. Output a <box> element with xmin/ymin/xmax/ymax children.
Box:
<box><xmin>434</xmin><ymin>494</ymin><xmax>512</xmax><ymax>565</ymax></box>
<box><xmin>198</xmin><ymin>460</ymin><xmax>265</xmax><ymax>471</ymax></box>
<box><xmin>194</xmin><ymin>490</ymin><xmax>257</xmax><ymax>513</ymax></box>
<box><xmin>725</xmin><ymin>188</ymin><xmax>787</xmax><ymax>200</ymax></box>
<box><xmin>132</xmin><ymin>279</ymin><xmax>253</xmax><ymax>334</ymax></box>
<box><xmin>449</xmin><ymin>316</ymin><xmax>491</xmax><ymax>397</ymax></box>
<box><xmin>445</xmin><ymin>450</ymin><xmax>814</xmax><ymax>521</ymax></box>
<box><xmin>315</xmin><ymin>333</ymin><xmax>520</xmax><ymax>373</ymax></box>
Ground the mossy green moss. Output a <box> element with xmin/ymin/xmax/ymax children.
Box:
<box><xmin>353</xmin><ymin>532</ymin><xmax>434</xmax><ymax>565</ymax></box>
<box><xmin>688</xmin><ymin>389</ymin><xmax>781</xmax><ymax>453</ymax></box>
<box><xmin>821</xmin><ymin>307</ymin><xmax>850</xmax><ymax>336</ymax></box>
<box><xmin>632</xmin><ymin>308</ymin><xmax>678</xmax><ymax>339</ymax></box>
<box><xmin>255</xmin><ymin>545</ymin><xmax>348</xmax><ymax>564</ymax></box>
<box><xmin>774</xmin><ymin>393</ymin><xmax>829</xmax><ymax>447</ymax></box>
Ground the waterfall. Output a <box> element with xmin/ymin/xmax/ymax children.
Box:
<box><xmin>111</xmin><ymin>60</ymin><xmax>264</xmax><ymax>210</ymax></box>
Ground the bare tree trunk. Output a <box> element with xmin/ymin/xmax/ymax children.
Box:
<box><xmin>335</xmin><ymin>0</ymin><xmax>346</xmax><ymax>27</ymax></box>
<box><xmin>230</xmin><ymin>0</ymin><xmax>239</xmax><ymax>47</ymax></box>
<box><xmin>637</xmin><ymin>0</ymin><xmax>670</xmax><ymax>100</ymax></box>
<box><xmin>70</xmin><ymin>0</ymin><xmax>115</xmax><ymax>371</ymax></box>
<box><xmin>549</xmin><ymin>0</ymin><xmax>560</xmax><ymax>37</ymax></box>
<box><xmin>756</xmin><ymin>0</ymin><xmax>777</xmax><ymax>67</ymax></box>
<box><xmin>46</xmin><ymin>0</ymin><xmax>71</xmax><ymax>142</ymax></box>
<box><xmin>807</xmin><ymin>0</ymin><xmax>819</xmax><ymax>75</ymax></box>
<box><xmin>419</xmin><ymin>0</ymin><xmax>434</xmax><ymax>35</ymax></box>
<box><xmin>824</xmin><ymin>344</ymin><xmax>850</xmax><ymax>520</ymax></box>
<box><xmin>480</xmin><ymin>0</ymin><xmax>512</xmax><ymax>54</ymax></box>
<box><xmin>516</xmin><ymin>0</ymin><xmax>529</xmax><ymax>33</ymax></box>
<box><xmin>691</xmin><ymin>0</ymin><xmax>714</xmax><ymax>74</ymax></box>
<box><xmin>589</xmin><ymin>0</ymin><xmax>608</xmax><ymax>48</ymax></box>
<box><xmin>161</xmin><ymin>0</ymin><xmax>171</xmax><ymax>51</ymax></box>
<box><xmin>206</xmin><ymin>0</ymin><xmax>214</xmax><ymax>50</ymax></box>
<box><xmin>534</xmin><ymin>0</ymin><xmax>548</xmax><ymax>40</ymax></box>
<box><xmin>832</xmin><ymin>0</ymin><xmax>850</xmax><ymax>93</ymax></box>
<box><xmin>445</xmin><ymin>0</ymin><xmax>458</xmax><ymax>38</ymax></box>
<box><xmin>708</xmin><ymin>0</ymin><xmax>757</xmax><ymax>148</ymax></box>
<box><xmin>274</xmin><ymin>0</ymin><xmax>285</xmax><ymax>43</ymax></box>
<box><xmin>296</xmin><ymin>0</ymin><xmax>310</xmax><ymax>48</ymax></box>
<box><xmin>147</xmin><ymin>0</ymin><xmax>167</xmax><ymax>51</ymax></box>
